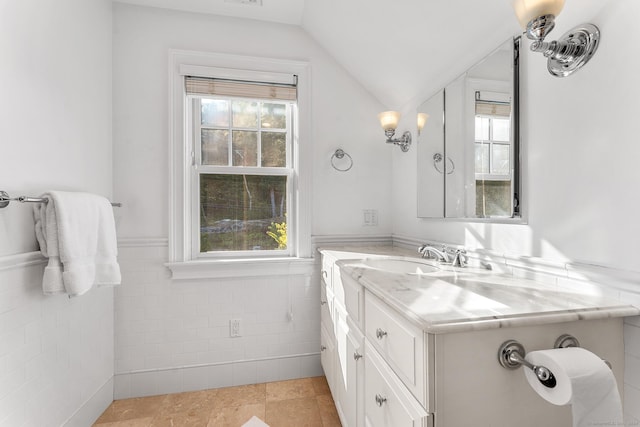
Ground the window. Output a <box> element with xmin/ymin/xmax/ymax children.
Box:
<box><xmin>187</xmin><ymin>77</ymin><xmax>296</xmax><ymax>258</ymax></box>
<box><xmin>474</xmin><ymin>93</ymin><xmax>513</xmax><ymax>217</ymax></box>
<box><xmin>168</xmin><ymin>51</ymin><xmax>312</xmax><ymax>274</ymax></box>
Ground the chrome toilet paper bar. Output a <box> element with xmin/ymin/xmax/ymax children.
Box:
<box><xmin>498</xmin><ymin>340</ymin><xmax>557</xmax><ymax>388</ymax></box>
<box><xmin>498</xmin><ymin>335</ymin><xmax>612</xmax><ymax>389</ymax></box>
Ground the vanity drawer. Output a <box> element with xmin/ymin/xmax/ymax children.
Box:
<box><xmin>364</xmin><ymin>340</ymin><xmax>429</xmax><ymax>427</ymax></box>
<box><xmin>341</xmin><ymin>271</ymin><xmax>364</xmax><ymax>329</ymax></box>
<box><xmin>365</xmin><ymin>291</ymin><xmax>426</xmax><ymax>406</ymax></box>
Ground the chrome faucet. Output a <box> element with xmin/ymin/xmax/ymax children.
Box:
<box><xmin>418</xmin><ymin>244</ymin><xmax>467</xmax><ymax>267</ymax></box>
<box><xmin>418</xmin><ymin>245</ymin><xmax>450</xmax><ymax>263</ymax></box>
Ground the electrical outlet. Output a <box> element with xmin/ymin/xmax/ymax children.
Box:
<box><xmin>229</xmin><ymin>319</ymin><xmax>242</xmax><ymax>337</ymax></box>
<box><xmin>363</xmin><ymin>209</ymin><xmax>378</xmax><ymax>226</ymax></box>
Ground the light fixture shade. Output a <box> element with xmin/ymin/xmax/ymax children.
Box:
<box><xmin>378</xmin><ymin>111</ymin><xmax>400</xmax><ymax>131</ymax></box>
<box><xmin>417</xmin><ymin>113</ymin><xmax>429</xmax><ymax>132</ymax></box>
<box><xmin>512</xmin><ymin>0</ymin><xmax>564</xmax><ymax>28</ymax></box>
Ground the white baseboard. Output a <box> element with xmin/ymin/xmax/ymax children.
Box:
<box><xmin>114</xmin><ymin>353</ymin><xmax>323</xmax><ymax>399</ymax></box>
<box><xmin>63</xmin><ymin>377</ymin><xmax>114</xmax><ymax>427</ymax></box>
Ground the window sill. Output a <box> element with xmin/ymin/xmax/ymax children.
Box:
<box><xmin>165</xmin><ymin>257</ymin><xmax>316</xmax><ymax>280</ymax></box>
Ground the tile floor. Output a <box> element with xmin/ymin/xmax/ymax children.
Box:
<box><xmin>93</xmin><ymin>376</ymin><xmax>341</xmax><ymax>427</ymax></box>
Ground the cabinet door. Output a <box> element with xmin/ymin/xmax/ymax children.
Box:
<box><xmin>335</xmin><ymin>310</ymin><xmax>364</xmax><ymax>427</ymax></box>
<box><xmin>321</xmin><ymin>253</ymin><xmax>335</xmax><ymax>291</ymax></box>
<box><xmin>320</xmin><ymin>281</ymin><xmax>334</xmax><ymax>333</ymax></box>
<box><xmin>321</xmin><ymin>323</ymin><xmax>336</xmax><ymax>395</ymax></box>
<box><xmin>364</xmin><ymin>341</ymin><xmax>428</xmax><ymax>427</ymax></box>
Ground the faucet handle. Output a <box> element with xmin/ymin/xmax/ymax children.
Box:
<box><xmin>452</xmin><ymin>249</ymin><xmax>467</xmax><ymax>267</ymax></box>
<box><xmin>418</xmin><ymin>244</ymin><xmax>433</xmax><ymax>259</ymax></box>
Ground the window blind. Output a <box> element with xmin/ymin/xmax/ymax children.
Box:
<box><xmin>475</xmin><ymin>90</ymin><xmax>511</xmax><ymax>117</ymax></box>
<box><xmin>475</xmin><ymin>101</ymin><xmax>511</xmax><ymax>117</ymax></box>
<box><xmin>185</xmin><ymin>76</ymin><xmax>297</xmax><ymax>101</ymax></box>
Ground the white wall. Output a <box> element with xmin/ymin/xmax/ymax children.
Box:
<box><xmin>393</xmin><ymin>0</ymin><xmax>639</xmax><ymax>273</ymax></box>
<box><xmin>391</xmin><ymin>0</ymin><xmax>640</xmax><ymax>422</ymax></box>
<box><xmin>0</xmin><ymin>0</ymin><xmax>115</xmax><ymax>425</ymax></box>
<box><xmin>112</xmin><ymin>3</ymin><xmax>390</xmax><ymax>396</ymax></box>
<box><xmin>112</xmin><ymin>3</ymin><xmax>390</xmax><ymax>239</ymax></box>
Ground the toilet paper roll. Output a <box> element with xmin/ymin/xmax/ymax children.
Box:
<box><xmin>524</xmin><ymin>347</ymin><xmax>623</xmax><ymax>427</ymax></box>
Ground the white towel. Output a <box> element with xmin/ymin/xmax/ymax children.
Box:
<box><xmin>33</xmin><ymin>191</ymin><xmax>121</xmax><ymax>296</ymax></box>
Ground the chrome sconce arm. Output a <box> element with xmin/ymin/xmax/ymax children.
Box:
<box><xmin>512</xmin><ymin>0</ymin><xmax>600</xmax><ymax>77</ymax></box>
<box><xmin>384</xmin><ymin>128</ymin><xmax>412</xmax><ymax>152</ymax></box>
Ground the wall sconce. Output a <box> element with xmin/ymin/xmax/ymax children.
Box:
<box><xmin>512</xmin><ymin>0</ymin><xmax>599</xmax><ymax>77</ymax></box>
<box><xmin>378</xmin><ymin>111</ymin><xmax>411</xmax><ymax>152</ymax></box>
<box><xmin>417</xmin><ymin>113</ymin><xmax>429</xmax><ymax>136</ymax></box>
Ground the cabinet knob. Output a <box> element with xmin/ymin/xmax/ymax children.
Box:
<box><xmin>375</xmin><ymin>394</ymin><xmax>387</xmax><ymax>407</ymax></box>
<box><xmin>320</xmin><ymin>345</ymin><xmax>327</xmax><ymax>351</ymax></box>
<box><xmin>376</xmin><ymin>328</ymin><xmax>388</xmax><ymax>340</ymax></box>
<box><xmin>322</xmin><ymin>270</ymin><xmax>328</xmax><ymax>279</ymax></box>
<box><xmin>320</xmin><ymin>300</ymin><xmax>327</xmax><ymax>306</ymax></box>
<box><xmin>353</xmin><ymin>352</ymin><xmax>363</xmax><ymax>361</ymax></box>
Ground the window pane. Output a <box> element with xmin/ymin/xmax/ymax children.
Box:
<box><xmin>476</xmin><ymin>180</ymin><xmax>511</xmax><ymax>217</ymax></box>
<box><xmin>475</xmin><ymin>143</ymin><xmax>489</xmax><ymax>174</ymax></box>
<box><xmin>262</xmin><ymin>132</ymin><xmax>286</xmax><ymax>167</ymax></box>
<box><xmin>493</xmin><ymin>118</ymin><xmax>510</xmax><ymax>142</ymax></box>
<box><xmin>202</xmin><ymin>129</ymin><xmax>229</xmax><ymax>165</ymax></box>
<box><xmin>232</xmin><ymin>101</ymin><xmax>258</xmax><ymax>128</ymax></box>
<box><xmin>232</xmin><ymin>131</ymin><xmax>257</xmax><ymax>166</ymax></box>
<box><xmin>201</xmin><ymin>99</ymin><xmax>229</xmax><ymax>127</ymax></box>
<box><xmin>475</xmin><ymin>117</ymin><xmax>490</xmax><ymax>141</ymax></box>
<box><xmin>492</xmin><ymin>144</ymin><xmax>511</xmax><ymax>175</ymax></box>
<box><xmin>200</xmin><ymin>174</ymin><xmax>287</xmax><ymax>252</ymax></box>
<box><xmin>261</xmin><ymin>103</ymin><xmax>287</xmax><ymax>129</ymax></box>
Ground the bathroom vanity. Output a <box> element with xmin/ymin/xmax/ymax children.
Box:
<box><xmin>318</xmin><ymin>247</ymin><xmax>639</xmax><ymax>427</ymax></box>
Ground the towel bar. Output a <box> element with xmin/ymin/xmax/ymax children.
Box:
<box><xmin>0</xmin><ymin>191</ymin><xmax>121</xmax><ymax>209</ymax></box>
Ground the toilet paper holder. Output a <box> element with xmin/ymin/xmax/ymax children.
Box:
<box><xmin>497</xmin><ymin>334</ymin><xmax>583</xmax><ymax>389</ymax></box>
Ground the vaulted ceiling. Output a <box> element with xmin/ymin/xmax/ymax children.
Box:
<box><xmin>114</xmin><ymin>0</ymin><xmax>524</xmax><ymax>108</ymax></box>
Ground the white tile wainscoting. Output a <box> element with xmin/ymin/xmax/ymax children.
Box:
<box><xmin>114</xmin><ymin>238</ymin><xmax>323</xmax><ymax>399</ymax></box>
<box><xmin>0</xmin><ymin>252</ymin><xmax>115</xmax><ymax>427</ymax></box>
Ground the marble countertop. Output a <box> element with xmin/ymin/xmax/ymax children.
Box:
<box><xmin>322</xmin><ymin>247</ymin><xmax>640</xmax><ymax>334</ymax></box>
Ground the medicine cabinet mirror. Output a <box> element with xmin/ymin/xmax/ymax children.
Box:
<box><xmin>417</xmin><ymin>37</ymin><xmax>521</xmax><ymax>220</ymax></box>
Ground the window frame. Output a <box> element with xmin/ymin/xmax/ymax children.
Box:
<box><xmin>167</xmin><ymin>51</ymin><xmax>312</xmax><ymax>278</ymax></box>
<box><xmin>189</xmin><ymin>96</ymin><xmax>295</xmax><ymax>258</ymax></box>
<box><xmin>474</xmin><ymin>114</ymin><xmax>512</xmax><ymax>182</ymax></box>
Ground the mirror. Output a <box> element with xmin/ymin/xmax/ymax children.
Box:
<box><xmin>417</xmin><ymin>37</ymin><xmax>521</xmax><ymax>220</ymax></box>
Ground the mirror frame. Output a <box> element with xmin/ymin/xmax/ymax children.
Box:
<box><xmin>417</xmin><ymin>36</ymin><xmax>523</xmax><ymax>222</ymax></box>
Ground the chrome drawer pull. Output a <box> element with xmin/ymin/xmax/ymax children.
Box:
<box><xmin>375</xmin><ymin>394</ymin><xmax>387</xmax><ymax>407</ymax></box>
<box><xmin>376</xmin><ymin>328</ymin><xmax>387</xmax><ymax>340</ymax></box>
<box><xmin>320</xmin><ymin>300</ymin><xmax>327</xmax><ymax>306</ymax></box>
<box><xmin>322</xmin><ymin>270</ymin><xmax>328</xmax><ymax>279</ymax></box>
<box><xmin>353</xmin><ymin>352</ymin><xmax>363</xmax><ymax>361</ymax></box>
<box><xmin>320</xmin><ymin>345</ymin><xmax>327</xmax><ymax>351</ymax></box>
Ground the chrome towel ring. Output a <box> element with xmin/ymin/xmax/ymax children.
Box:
<box><xmin>433</xmin><ymin>153</ymin><xmax>455</xmax><ymax>175</ymax></box>
<box><xmin>331</xmin><ymin>148</ymin><xmax>353</xmax><ymax>172</ymax></box>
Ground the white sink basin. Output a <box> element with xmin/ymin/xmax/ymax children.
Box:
<box><xmin>359</xmin><ymin>258</ymin><xmax>440</xmax><ymax>275</ymax></box>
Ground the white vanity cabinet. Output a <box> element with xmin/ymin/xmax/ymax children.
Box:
<box><xmin>318</xmin><ymin>249</ymin><xmax>635</xmax><ymax>427</ymax></box>
<box><xmin>320</xmin><ymin>251</ymin><xmax>431</xmax><ymax>427</ymax></box>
